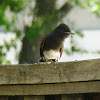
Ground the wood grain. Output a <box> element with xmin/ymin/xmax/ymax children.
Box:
<box><xmin>0</xmin><ymin>58</ymin><xmax>100</xmax><ymax>85</ymax></box>
<box><xmin>0</xmin><ymin>81</ymin><xmax>100</xmax><ymax>95</ymax></box>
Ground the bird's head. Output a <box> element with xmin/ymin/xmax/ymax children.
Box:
<box><xmin>55</xmin><ymin>23</ymin><xmax>75</xmax><ymax>37</ymax></box>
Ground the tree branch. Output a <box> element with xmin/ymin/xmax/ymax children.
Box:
<box><xmin>57</xmin><ymin>1</ymin><xmax>73</xmax><ymax>19</ymax></box>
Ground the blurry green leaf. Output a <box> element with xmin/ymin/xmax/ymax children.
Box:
<box><xmin>5</xmin><ymin>59</ymin><xmax>11</xmax><ymax>64</ymax></box>
<box><xmin>72</xmin><ymin>0</ymin><xmax>79</xmax><ymax>4</ymax></box>
<box><xmin>26</xmin><ymin>25</ymin><xmax>40</xmax><ymax>39</ymax></box>
<box><xmin>71</xmin><ymin>46</ymin><xmax>80</xmax><ymax>52</ymax></box>
<box><xmin>75</xmin><ymin>30</ymin><xmax>84</xmax><ymax>37</ymax></box>
<box><xmin>26</xmin><ymin>14</ymin><xmax>57</xmax><ymax>39</ymax></box>
<box><xmin>0</xmin><ymin>1</ymin><xmax>8</xmax><ymax>11</ymax></box>
<box><xmin>92</xmin><ymin>50</ymin><xmax>100</xmax><ymax>54</ymax></box>
<box><xmin>0</xmin><ymin>9</ymin><xmax>10</xmax><ymax>30</ymax></box>
<box><xmin>91</xmin><ymin>3</ymin><xmax>100</xmax><ymax>13</ymax></box>
<box><xmin>0</xmin><ymin>37</ymin><xmax>17</xmax><ymax>64</ymax></box>
<box><xmin>6</xmin><ymin>0</ymin><xmax>28</xmax><ymax>12</ymax></box>
<box><xmin>14</xmin><ymin>29</ymin><xmax>21</xmax><ymax>37</ymax></box>
<box><xmin>72</xmin><ymin>0</ymin><xmax>100</xmax><ymax>15</ymax></box>
<box><xmin>64</xmin><ymin>49</ymin><xmax>72</xmax><ymax>55</ymax></box>
<box><xmin>11</xmin><ymin>15</ymin><xmax>17</xmax><ymax>24</ymax></box>
<box><xmin>72</xmin><ymin>0</ymin><xmax>85</xmax><ymax>7</ymax></box>
<box><xmin>87</xmin><ymin>0</ymin><xmax>94</xmax><ymax>6</ymax></box>
<box><xmin>0</xmin><ymin>58</ymin><xmax>3</xmax><ymax>64</ymax></box>
<box><xmin>4</xmin><ymin>41</ymin><xmax>10</xmax><ymax>50</ymax></box>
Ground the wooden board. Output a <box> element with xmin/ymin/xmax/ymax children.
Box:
<box><xmin>0</xmin><ymin>96</ymin><xmax>8</xmax><ymax>100</ymax></box>
<box><xmin>93</xmin><ymin>95</ymin><xmax>100</xmax><ymax>100</ymax></box>
<box><xmin>0</xmin><ymin>58</ymin><xmax>100</xmax><ymax>85</ymax></box>
<box><xmin>24</xmin><ymin>96</ymin><xmax>45</xmax><ymax>100</ymax></box>
<box><xmin>0</xmin><ymin>81</ymin><xmax>100</xmax><ymax>95</ymax></box>
<box><xmin>61</xmin><ymin>94</ymin><xmax>84</xmax><ymax>100</ymax></box>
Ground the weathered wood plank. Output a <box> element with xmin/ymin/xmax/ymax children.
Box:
<box><xmin>0</xmin><ymin>58</ymin><xmax>100</xmax><ymax>85</ymax></box>
<box><xmin>61</xmin><ymin>94</ymin><xmax>84</xmax><ymax>100</ymax></box>
<box><xmin>93</xmin><ymin>95</ymin><xmax>100</xmax><ymax>100</ymax></box>
<box><xmin>84</xmin><ymin>94</ymin><xmax>93</xmax><ymax>100</ymax></box>
<box><xmin>24</xmin><ymin>96</ymin><xmax>45</xmax><ymax>100</ymax></box>
<box><xmin>45</xmin><ymin>95</ymin><xmax>61</xmax><ymax>100</ymax></box>
<box><xmin>8</xmin><ymin>96</ymin><xmax>23</xmax><ymax>100</ymax></box>
<box><xmin>0</xmin><ymin>96</ymin><xmax>8</xmax><ymax>100</ymax></box>
<box><xmin>0</xmin><ymin>81</ymin><xmax>100</xmax><ymax>95</ymax></box>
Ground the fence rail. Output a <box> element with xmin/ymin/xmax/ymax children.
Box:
<box><xmin>0</xmin><ymin>58</ymin><xmax>100</xmax><ymax>100</ymax></box>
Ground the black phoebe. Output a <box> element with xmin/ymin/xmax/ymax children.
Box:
<box><xmin>39</xmin><ymin>23</ymin><xmax>75</xmax><ymax>62</ymax></box>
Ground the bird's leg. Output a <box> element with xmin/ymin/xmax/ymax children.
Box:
<box><xmin>50</xmin><ymin>59</ymin><xmax>58</xmax><ymax>68</ymax></box>
<box><xmin>44</xmin><ymin>60</ymin><xmax>51</xmax><ymax>64</ymax></box>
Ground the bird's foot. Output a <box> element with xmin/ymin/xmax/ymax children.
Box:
<box><xmin>38</xmin><ymin>58</ymin><xmax>51</xmax><ymax>64</ymax></box>
<box><xmin>50</xmin><ymin>59</ymin><xmax>58</xmax><ymax>68</ymax></box>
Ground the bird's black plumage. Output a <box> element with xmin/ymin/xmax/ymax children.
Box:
<box><xmin>39</xmin><ymin>23</ymin><xmax>74</xmax><ymax>62</ymax></box>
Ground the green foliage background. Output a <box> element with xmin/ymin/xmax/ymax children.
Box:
<box><xmin>0</xmin><ymin>0</ymin><xmax>100</xmax><ymax>64</ymax></box>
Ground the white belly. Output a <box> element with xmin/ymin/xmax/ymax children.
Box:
<box><xmin>43</xmin><ymin>50</ymin><xmax>60</xmax><ymax>60</ymax></box>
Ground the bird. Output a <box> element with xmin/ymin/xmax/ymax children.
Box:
<box><xmin>39</xmin><ymin>23</ymin><xmax>75</xmax><ymax>62</ymax></box>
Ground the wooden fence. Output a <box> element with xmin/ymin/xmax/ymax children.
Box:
<box><xmin>0</xmin><ymin>58</ymin><xmax>100</xmax><ymax>100</ymax></box>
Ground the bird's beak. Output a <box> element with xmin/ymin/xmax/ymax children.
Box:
<box><xmin>65</xmin><ymin>32</ymin><xmax>75</xmax><ymax>35</ymax></box>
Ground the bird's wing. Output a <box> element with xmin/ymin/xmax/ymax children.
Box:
<box><xmin>60</xmin><ymin>45</ymin><xmax>64</xmax><ymax>57</ymax></box>
<box><xmin>40</xmin><ymin>36</ymin><xmax>46</xmax><ymax>57</ymax></box>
